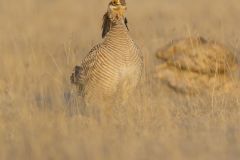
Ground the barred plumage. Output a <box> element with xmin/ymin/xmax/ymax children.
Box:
<box><xmin>71</xmin><ymin>0</ymin><xmax>143</xmax><ymax>107</ymax></box>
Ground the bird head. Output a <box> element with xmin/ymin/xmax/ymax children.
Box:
<box><xmin>108</xmin><ymin>0</ymin><xmax>127</xmax><ymax>21</ymax></box>
<box><xmin>102</xmin><ymin>0</ymin><xmax>129</xmax><ymax>38</ymax></box>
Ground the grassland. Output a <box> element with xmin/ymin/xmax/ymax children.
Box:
<box><xmin>0</xmin><ymin>0</ymin><xmax>240</xmax><ymax>159</ymax></box>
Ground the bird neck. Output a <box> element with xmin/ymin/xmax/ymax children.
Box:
<box><xmin>103</xmin><ymin>21</ymin><xmax>132</xmax><ymax>47</ymax></box>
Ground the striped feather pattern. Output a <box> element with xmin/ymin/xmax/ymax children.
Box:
<box><xmin>72</xmin><ymin>21</ymin><xmax>143</xmax><ymax>106</ymax></box>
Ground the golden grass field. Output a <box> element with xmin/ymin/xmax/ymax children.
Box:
<box><xmin>0</xmin><ymin>0</ymin><xmax>240</xmax><ymax>159</ymax></box>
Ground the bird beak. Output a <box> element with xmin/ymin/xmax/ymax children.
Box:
<box><xmin>116</xmin><ymin>0</ymin><xmax>121</xmax><ymax>5</ymax></box>
<box><xmin>110</xmin><ymin>0</ymin><xmax>127</xmax><ymax>18</ymax></box>
<box><xmin>112</xmin><ymin>0</ymin><xmax>121</xmax><ymax>5</ymax></box>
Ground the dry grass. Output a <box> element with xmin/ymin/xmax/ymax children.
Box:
<box><xmin>0</xmin><ymin>0</ymin><xmax>240</xmax><ymax>159</ymax></box>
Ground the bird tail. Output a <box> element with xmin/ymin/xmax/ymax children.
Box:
<box><xmin>70</xmin><ymin>65</ymin><xmax>83</xmax><ymax>85</ymax></box>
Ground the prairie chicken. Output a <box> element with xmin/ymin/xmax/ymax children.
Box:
<box><xmin>156</xmin><ymin>36</ymin><xmax>237</xmax><ymax>74</ymax></box>
<box><xmin>155</xmin><ymin>36</ymin><xmax>238</xmax><ymax>95</ymax></box>
<box><xmin>71</xmin><ymin>0</ymin><xmax>143</xmax><ymax>107</ymax></box>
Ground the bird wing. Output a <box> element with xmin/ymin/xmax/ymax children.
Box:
<box><xmin>70</xmin><ymin>44</ymin><xmax>101</xmax><ymax>95</ymax></box>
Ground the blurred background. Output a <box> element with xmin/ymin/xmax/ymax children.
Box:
<box><xmin>0</xmin><ymin>0</ymin><xmax>239</xmax><ymax>160</ymax></box>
